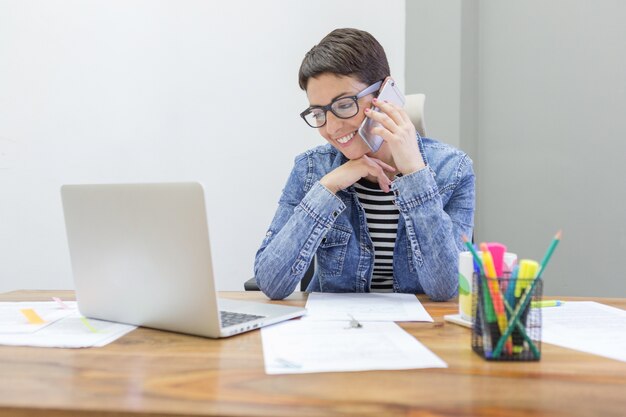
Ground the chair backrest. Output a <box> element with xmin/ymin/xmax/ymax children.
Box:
<box><xmin>405</xmin><ymin>93</ymin><xmax>426</xmax><ymax>137</ymax></box>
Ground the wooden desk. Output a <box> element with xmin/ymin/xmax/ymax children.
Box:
<box><xmin>0</xmin><ymin>291</ymin><xmax>625</xmax><ymax>417</ymax></box>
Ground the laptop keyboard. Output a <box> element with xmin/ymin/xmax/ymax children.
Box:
<box><xmin>220</xmin><ymin>310</ymin><xmax>265</xmax><ymax>328</ymax></box>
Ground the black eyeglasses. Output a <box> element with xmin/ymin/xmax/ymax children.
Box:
<box><xmin>300</xmin><ymin>81</ymin><xmax>382</xmax><ymax>128</ymax></box>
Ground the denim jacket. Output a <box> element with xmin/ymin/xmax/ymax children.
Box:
<box><xmin>254</xmin><ymin>134</ymin><xmax>475</xmax><ymax>301</ymax></box>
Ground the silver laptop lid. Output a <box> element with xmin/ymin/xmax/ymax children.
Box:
<box><xmin>61</xmin><ymin>182</ymin><xmax>223</xmax><ymax>337</ymax></box>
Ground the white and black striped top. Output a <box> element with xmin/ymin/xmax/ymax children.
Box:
<box><xmin>354</xmin><ymin>178</ymin><xmax>399</xmax><ymax>293</ymax></box>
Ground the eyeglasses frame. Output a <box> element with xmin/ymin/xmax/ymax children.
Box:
<box><xmin>300</xmin><ymin>80</ymin><xmax>383</xmax><ymax>128</ymax></box>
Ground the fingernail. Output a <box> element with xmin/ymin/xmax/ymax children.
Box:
<box><xmin>364</xmin><ymin>108</ymin><xmax>370</xmax><ymax>113</ymax></box>
<box><xmin>372</xmin><ymin>98</ymin><xmax>378</xmax><ymax>103</ymax></box>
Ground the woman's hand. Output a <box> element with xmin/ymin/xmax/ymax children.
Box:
<box><xmin>320</xmin><ymin>155</ymin><xmax>396</xmax><ymax>194</ymax></box>
<box><xmin>366</xmin><ymin>98</ymin><xmax>426</xmax><ymax>175</ymax></box>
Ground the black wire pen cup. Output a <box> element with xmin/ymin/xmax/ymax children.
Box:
<box><xmin>471</xmin><ymin>274</ymin><xmax>543</xmax><ymax>361</ymax></box>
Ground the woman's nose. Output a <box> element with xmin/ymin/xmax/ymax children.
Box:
<box><xmin>325</xmin><ymin>111</ymin><xmax>343</xmax><ymax>134</ymax></box>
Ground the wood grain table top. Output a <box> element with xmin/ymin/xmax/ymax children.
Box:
<box><xmin>0</xmin><ymin>290</ymin><xmax>625</xmax><ymax>417</ymax></box>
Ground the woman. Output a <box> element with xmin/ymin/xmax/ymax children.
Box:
<box><xmin>254</xmin><ymin>28</ymin><xmax>475</xmax><ymax>300</ymax></box>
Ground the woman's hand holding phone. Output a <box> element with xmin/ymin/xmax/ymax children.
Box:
<box><xmin>365</xmin><ymin>98</ymin><xmax>425</xmax><ymax>175</ymax></box>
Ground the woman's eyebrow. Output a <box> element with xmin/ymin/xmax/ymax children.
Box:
<box><xmin>309</xmin><ymin>91</ymin><xmax>352</xmax><ymax>107</ymax></box>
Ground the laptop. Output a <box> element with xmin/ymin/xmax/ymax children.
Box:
<box><xmin>60</xmin><ymin>182</ymin><xmax>305</xmax><ymax>338</ymax></box>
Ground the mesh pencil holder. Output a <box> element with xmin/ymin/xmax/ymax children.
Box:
<box><xmin>471</xmin><ymin>274</ymin><xmax>543</xmax><ymax>361</ymax></box>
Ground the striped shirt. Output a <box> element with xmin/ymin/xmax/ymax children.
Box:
<box><xmin>354</xmin><ymin>178</ymin><xmax>399</xmax><ymax>292</ymax></box>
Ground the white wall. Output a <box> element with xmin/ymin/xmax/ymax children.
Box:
<box><xmin>0</xmin><ymin>0</ymin><xmax>406</xmax><ymax>292</ymax></box>
<box><xmin>407</xmin><ymin>0</ymin><xmax>626</xmax><ymax>297</ymax></box>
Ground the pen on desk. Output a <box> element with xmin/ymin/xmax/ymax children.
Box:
<box><xmin>531</xmin><ymin>300</ymin><xmax>563</xmax><ymax>308</ymax></box>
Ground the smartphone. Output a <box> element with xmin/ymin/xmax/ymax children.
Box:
<box><xmin>358</xmin><ymin>77</ymin><xmax>406</xmax><ymax>152</ymax></box>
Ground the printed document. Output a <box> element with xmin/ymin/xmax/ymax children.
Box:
<box><xmin>0</xmin><ymin>301</ymin><xmax>75</xmax><ymax>333</ymax></box>
<box><xmin>541</xmin><ymin>301</ymin><xmax>626</xmax><ymax>362</ymax></box>
<box><xmin>303</xmin><ymin>292</ymin><xmax>433</xmax><ymax>322</ymax></box>
<box><xmin>0</xmin><ymin>301</ymin><xmax>136</xmax><ymax>348</ymax></box>
<box><xmin>262</xmin><ymin>320</ymin><xmax>447</xmax><ymax>374</ymax></box>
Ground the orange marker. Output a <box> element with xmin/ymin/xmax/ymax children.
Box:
<box><xmin>480</xmin><ymin>243</ymin><xmax>512</xmax><ymax>354</ymax></box>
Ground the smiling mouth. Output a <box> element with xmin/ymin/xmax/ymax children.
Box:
<box><xmin>336</xmin><ymin>131</ymin><xmax>356</xmax><ymax>144</ymax></box>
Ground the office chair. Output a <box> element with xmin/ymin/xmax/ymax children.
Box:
<box><xmin>244</xmin><ymin>93</ymin><xmax>427</xmax><ymax>291</ymax></box>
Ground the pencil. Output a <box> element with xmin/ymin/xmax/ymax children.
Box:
<box><xmin>535</xmin><ymin>230</ymin><xmax>562</xmax><ymax>279</ymax></box>
<box><xmin>462</xmin><ymin>235</ymin><xmax>484</xmax><ymax>276</ymax></box>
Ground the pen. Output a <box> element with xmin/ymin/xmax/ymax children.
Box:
<box><xmin>474</xmin><ymin>277</ymin><xmax>493</xmax><ymax>356</ymax></box>
<box><xmin>505</xmin><ymin>264</ymin><xmax>519</xmax><ymax>308</ymax></box>
<box><xmin>479</xmin><ymin>275</ymin><xmax>498</xmax><ymax>356</ymax></box>
<box><xmin>531</xmin><ymin>300</ymin><xmax>563</xmax><ymax>308</ymax></box>
<box><xmin>512</xmin><ymin>260</ymin><xmax>539</xmax><ymax>353</ymax></box>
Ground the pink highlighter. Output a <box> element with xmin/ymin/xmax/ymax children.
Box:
<box><xmin>486</xmin><ymin>242</ymin><xmax>507</xmax><ymax>277</ymax></box>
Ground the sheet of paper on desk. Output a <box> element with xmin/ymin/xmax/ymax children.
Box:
<box><xmin>262</xmin><ymin>320</ymin><xmax>446</xmax><ymax>374</ymax></box>
<box><xmin>302</xmin><ymin>292</ymin><xmax>433</xmax><ymax>322</ymax></box>
<box><xmin>0</xmin><ymin>301</ymin><xmax>77</xmax><ymax>333</ymax></box>
<box><xmin>541</xmin><ymin>301</ymin><xmax>626</xmax><ymax>362</ymax></box>
<box><xmin>0</xmin><ymin>302</ymin><xmax>136</xmax><ymax>348</ymax></box>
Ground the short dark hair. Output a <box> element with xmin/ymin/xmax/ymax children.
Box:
<box><xmin>298</xmin><ymin>28</ymin><xmax>390</xmax><ymax>91</ymax></box>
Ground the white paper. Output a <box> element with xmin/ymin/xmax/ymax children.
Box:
<box><xmin>303</xmin><ymin>292</ymin><xmax>433</xmax><ymax>322</ymax></box>
<box><xmin>0</xmin><ymin>301</ymin><xmax>77</xmax><ymax>333</ymax></box>
<box><xmin>262</xmin><ymin>320</ymin><xmax>447</xmax><ymax>374</ymax></box>
<box><xmin>0</xmin><ymin>302</ymin><xmax>136</xmax><ymax>348</ymax></box>
<box><xmin>541</xmin><ymin>301</ymin><xmax>626</xmax><ymax>362</ymax></box>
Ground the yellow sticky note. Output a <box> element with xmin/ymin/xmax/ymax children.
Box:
<box><xmin>20</xmin><ymin>308</ymin><xmax>45</xmax><ymax>324</ymax></box>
